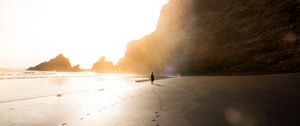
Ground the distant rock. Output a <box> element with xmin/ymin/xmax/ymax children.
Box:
<box><xmin>72</xmin><ymin>64</ymin><xmax>81</xmax><ymax>72</ymax></box>
<box><xmin>91</xmin><ymin>56</ymin><xmax>114</xmax><ymax>72</ymax></box>
<box><xmin>27</xmin><ymin>54</ymin><xmax>82</xmax><ymax>72</ymax></box>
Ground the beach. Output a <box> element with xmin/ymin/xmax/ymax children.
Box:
<box><xmin>0</xmin><ymin>71</ymin><xmax>299</xmax><ymax>126</ymax></box>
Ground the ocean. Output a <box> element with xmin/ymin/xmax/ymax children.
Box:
<box><xmin>0</xmin><ymin>69</ymin><xmax>149</xmax><ymax>103</ymax></box>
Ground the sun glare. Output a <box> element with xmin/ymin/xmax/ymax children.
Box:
<box><xmin>0</xmin><ymin>0</ymin><xmax>169</xmax><ymax>68</ymax></box>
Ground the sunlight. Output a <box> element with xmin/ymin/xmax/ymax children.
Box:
<box><xmin>77</xmin><ymin>74</ymin><xmax>135</xmax><ymax>116</ymax></box>
<box><xmin>0</xmin><ymin>0</ymin><xmax>169</xmax><ymax>68</ymax></box>
<box><xmin>102</xmin><ymin>74</ymin><xmax>122</xmax><ymax>81</ymax></box>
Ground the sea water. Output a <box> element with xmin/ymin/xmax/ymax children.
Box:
<box><xmin>0</xmin><ymin>69</ymin><xmax>147</xmax><ymax>104</ymax></box>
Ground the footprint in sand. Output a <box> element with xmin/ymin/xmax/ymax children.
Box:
<box><xmin>60</xmin><ymin>123</ymin><xmax>67</xmax><ymax>126</ymax></box>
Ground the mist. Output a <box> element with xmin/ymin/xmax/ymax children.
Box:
<box><xmin>117</xmin><ymin>0</ymin><xmax>299</xmax><ymax>75</ymax></box>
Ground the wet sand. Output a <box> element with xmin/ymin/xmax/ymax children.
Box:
<box><xmin>0</xmin><ymin>73</ymin><xmax>299</xmax><ymax>126</ymax></box>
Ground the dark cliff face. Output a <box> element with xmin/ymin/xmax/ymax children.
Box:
<box><xmin>118</xmin><ymin>0</ymin><xmax>300</xmax><ymax>74</ymax></box>
<box><xmin>28</xmin><ymin>54</ymin><xmax>80</xmax><ymax>72</ymax></box>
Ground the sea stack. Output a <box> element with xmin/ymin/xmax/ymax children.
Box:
<box><xmin>27</xmin><ymin>54</ymin><xmax>81</xmax><ymax>72</ymax></box>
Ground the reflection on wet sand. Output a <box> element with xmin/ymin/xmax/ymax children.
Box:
<box><xmin>0</xmin><ymin>73</ymin><xmax>299</xmax><ymax>126</ymax></box>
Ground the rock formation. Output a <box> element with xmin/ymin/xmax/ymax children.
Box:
<box><xmin>72</xmin><ymin>64</ymin><xmax>81</xmax><ymax>72</ymax></box>
<box><xmin>27</xmin><ymin>54</ymin><xmax>81</xmax><ymax>72</ymax></box>
<box><xmin>118</xmin><ymin>0</ymin><xmax>299</xmax><ymax>74</ymax></box>
<box><xmin>91</xmin><ymin>56</ymin><xmax>114</xmax><ymax>72</ymax></box>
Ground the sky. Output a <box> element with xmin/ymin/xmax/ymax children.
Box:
<box><xmin>0</xmin><ymin>0</ymin><xmax>168</xmax><ymax>69</ymax></box>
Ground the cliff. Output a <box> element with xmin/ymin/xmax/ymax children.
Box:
<box><xmin>118</xmin><ymin>0</ymin><xmax>300</xmax><ymax>74</ymax></box>
<box><xmin>27</xmin><ymin>54</ymin><xmax>81</xmax><ymax>72</ymax></box>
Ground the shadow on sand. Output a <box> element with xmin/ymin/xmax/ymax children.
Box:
<box><xmin>151</xmin><ymin>83</ymin><xmax>164</xmax><ymax>87</ymax></box>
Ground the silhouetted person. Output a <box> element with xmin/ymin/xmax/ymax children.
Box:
<box><xmin>150</xmin><ymin>72</ymin><xmax>155</xmax><ymax>84</ymax></box>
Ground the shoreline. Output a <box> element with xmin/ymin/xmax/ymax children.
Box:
<box><xmin>0</xmin><ymin>73</ymin><xmax>299</xmax><ymax>126</ymax></box>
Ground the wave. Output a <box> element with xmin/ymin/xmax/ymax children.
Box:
<box><xmin>0</xmin><ymin>69</ymin><xmax>110</xmax><ymax>80</ymax></box>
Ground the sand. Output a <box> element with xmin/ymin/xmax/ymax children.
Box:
<box><xmin>0</xmin><ymin>73</ymin><xmax>299</xmax><ymax>126</ymax></box>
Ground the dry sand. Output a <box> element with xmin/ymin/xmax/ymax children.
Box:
<box><xmin>0</xmin><ymin>73</ymin><xmax>299</xmax><ymax>126</ymax></box>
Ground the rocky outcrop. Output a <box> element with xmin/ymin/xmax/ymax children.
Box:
<box><xmin>91</xmin><ymin>56</ymin><xmax>114</xmax><ymax>72</ymax></box>
<box><xmin>118</xmin><ymin>0</ymin><xmax>300</xmax><ymax>74</ymax></box>
<box><xmin>27</xmin><ymin>54</ymin><xmax>81</xmax><ymax>72</ymax></box>
<box><xmin>72</xmin><ymin>64</ymin><xmax>81</xmax><ymax>72</ymax></box>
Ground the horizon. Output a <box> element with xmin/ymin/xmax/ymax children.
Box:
<box><xmin>0</xmin><ymin>0</ymin><xmax>169</xmax><ymax>69</ymax></box>
<box><xmin>0</xmin><ymin>1</ymin><xmax>299</xmax><ymax>126</ymax></box>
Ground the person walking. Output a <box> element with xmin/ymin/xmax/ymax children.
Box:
<box><xmin>150</xmin><ymin>72</ymin><xmax>155</xmax><ymax>84</ymax></box>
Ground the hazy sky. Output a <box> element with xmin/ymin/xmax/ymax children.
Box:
<box><xmin>0</xmin><ymin>0</ymin><xmax>168</xmax><ymax>69</ymax></box>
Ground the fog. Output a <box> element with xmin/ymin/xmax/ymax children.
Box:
<box><xmin>117</xmin><ymin>0</ymin><xmax>299</xmax><ymax>75</ymax></box>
